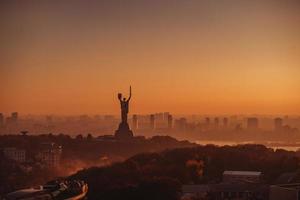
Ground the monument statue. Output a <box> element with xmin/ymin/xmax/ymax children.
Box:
<box><xmin>118</xmin><ymin>86</ymin><xmax>131</xmax><ymax>123</ymax></box>
<box><xmin>115</xmin><ymin>86</ymin><xmax>133</xmax><ymax>139</ymax></box>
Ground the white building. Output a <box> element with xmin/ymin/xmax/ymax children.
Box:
<box><xmin>223</xmin><ymin>171</ymin><xmax>262</xmax><ymax>183</ymax></box>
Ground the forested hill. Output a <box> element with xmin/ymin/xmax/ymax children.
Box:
<box><xmin>70</xmin><ymin>144</ymin><xmax>300</xmax><ymax>200</ymax></box>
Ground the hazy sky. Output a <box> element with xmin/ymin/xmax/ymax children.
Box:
<box><xmin>1</xmin><ymin>0</ymin><xmax>300</xmax><ymax>115</ymax></box>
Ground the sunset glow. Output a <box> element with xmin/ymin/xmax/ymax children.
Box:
<box><xmin>1</xmin><ymin>0</ymin><xmax>300</xmax><ymax>115</ymax></box>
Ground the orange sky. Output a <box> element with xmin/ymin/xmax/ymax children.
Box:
<box><xmin>1</xmin><ymin>0</ymin><xmax>300</xmax><ymax>115</ymax></box>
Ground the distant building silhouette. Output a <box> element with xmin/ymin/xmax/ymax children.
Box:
<box><xmin>155</xmin><ymin>113</ymin><xmax>164</xmax><ymax>121</ymax></box>
<box><xmin>5</xmin><ymin>112</ymin><xmax>18</xmax><ymax>126</ymax></box>
<box><xmin>204</xmin><ymin>117</ymin><xmax>211</xmax><ymax>130</ymax></box>
<box><xmin>167</xmin><ymin>114</ymin><xmax>173</xmax><ymax>129</ymax></box>
<box><xmin>0</xmin><ymin>113</ymin><xmax>4</xmax><ymax>127</ymax></box>
<box><xmin>132</xmin><ymin>114</ymin><xmax>138</xmax><ymax>130</ymax></box>
<box><xmin>274</xmin><ymin>118</ymin><xmax>283</xmax><ymax>131</ymax></box>
<box><xmin>223</xmin><ymin>117</ymin><xmax>228</xmax><ymax>127</ymax></box>
<box><xmin>11</xmin><ymin>112</ymin><xmax>18</xmax><ymax>123</ymax></box>
<box><xmin>175</xmin><ymin>117</ymin><xmax>187</xmax><ymax>132</ymax></box>
<box><xmin>152</xmin><ymin>112</ymin><xmax>170</xmax><ymax>129</ymax></box>
<box><xmin>150</xmin><ymin>114</ymin><xmax>155</xmax><ymax>130</ymax></box>
<box><xmin>163</xmin><ymin>112</ymin><xmax>170</xmax><ymax>121</ymax></box>
<box><xmin>214</xmin><ymin>117</ymin><xmax>219</xmax><ymax>127</ymax></box>
<box><xmin>205</xmin><ymin>117</ymin><xmax>210</xmax><ymax>125</ymax></box>
<box><xmin>247</xmin><ymin>118</ymin><xmax>259</xmax><ymax>130</ymax></box>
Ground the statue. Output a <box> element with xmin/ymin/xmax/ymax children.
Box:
<box><xmin>118</xmin><ymin>86</ymin><xmax>131</xmax><ymax>123</ymax></box>
<box><xmin>115</xmin><ymin>86</ymin><xmax>133</xmax><ymax>139</ymax></box>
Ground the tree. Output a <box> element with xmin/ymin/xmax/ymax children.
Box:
<box><xmin>86</xmin><ymin>133</ymin><xmax>93</xmax><ymax>140</ymax></box>
<box><xmin>76</xmin><ymin>134</ymin><xmax>83</xmax><ymax>140</ymax></box>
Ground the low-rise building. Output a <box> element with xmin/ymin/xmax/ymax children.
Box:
<box><xmin>223</xmin><ymin>171</ymin><xmax>262</xmax><ymax>183</ymax></box>
<box><xmin>270</xmin><ymin>183</ymin><xmax>300</xmax><ymax>200</ymax></box>
<box><xmin>210</xmin><ymin>182</ymin><xmax>268</xmax><ymax>200</ymax></box>
<box><xmin>181</xmin><ymin>171</ymin><xmax>266</xmax><ymax>200</ymax></box>
<box><xmin>37</xmin><ymin>143</ymin><xmax>62</xmax><ymax>168</ymax></box>
<box><xmin>3</xmin><ymin>147</ymin><xmax>26</xmax><ymax>162</ymax></box>
<box><xmin>181</xmin><ymin>185</ymin><xmax>210</xmax><ymax>199</ymax></box>
<box><xmin>181</xmin><ymin>183</ymin><xmax>268</xmax><ymax>200</ymax></box>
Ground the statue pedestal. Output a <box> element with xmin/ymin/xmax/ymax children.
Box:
<box><xmin>114</xmin><ymin>122</ymin><xmax>133</xmax><ymax>140</ymax></box>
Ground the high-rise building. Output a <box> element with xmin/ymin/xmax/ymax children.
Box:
<box><xmin>150</xmin><ymin>114</ymin><xmax>155</xmax><ymax>130</ymax></box>
<box><xmin>204</xmin><ymin>117</ymin><xmax>210</xmax><ymax>130</ymax></box>
<box><xmin>274</xmin><ymin>118</ymin><xmax>283</xmax><ymax>131</ymax></box>
<box><xmin>0</xmin><ymin>113</ymin><xmax>4</xmax><ymax>127</ymax></box>
<box><xmin>163</xmin><ymin>112</ymin><xmax>170</xmax><ymax>121</ymax></box>
<box><xmin>214</xmin><ymin>117</ymin><xmax>219</xmax><ymax>127</ymax></box>
<box><xmin>175</xmin><ymin>117</ymin><xmax>187</xmax><ymax>132</ymax></box>
<box><xmin>5</xmin><ymin>112</ymin><xmax>18</xmax><ymax>126</ymax></box>
<box><xmin>205</xmin><ymin>117</ymin><xmax>210</xmax><ymax>125</ymax></box>
<box><xmin>155</xmin><ymin>113</ymin><xmax>164</xmax><ymax>121</ymax></box>
<box><xmin>223</xmin><ymin>117</ymin><xmax>228</xmax><ymax>127</ymax></box>
<box><xmin>132</xmin><ymin>114</ymin><xmax>138</xmax><ymax>130</ymax></box>
<box><xmin>247</xmin><ymin>118</ymin><xmax>259</xmax><ymax>130</ymax></box>
<box><xmin>167</xmin><ymin>114</ymin><xmax>173</xmax><ymax>129</ymax></box>
<box><xmin>11</xmin><ymin>112</ymin><xmax>18</xmax><ymax>123</ymax></box>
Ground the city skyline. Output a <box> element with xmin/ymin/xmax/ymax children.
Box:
<box><xmin>1</xmin><ymin>0</ymin><xmax>300</xmax><ymax>115</ymax></box>
<box><xmin>2</xmin><ymin>1</ymin><xmax>300</xmax><ymax>199</ymax></box>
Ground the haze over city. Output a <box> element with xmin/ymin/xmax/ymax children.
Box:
<box><xmin>1</xmin><ymin>0</ymin><xmax>300</xmax><ymax>115</ymax></box>
<box><xmin>1</xmin><ymin>1</ymin><xmax>300</xmax><ymax>200</ymax></box>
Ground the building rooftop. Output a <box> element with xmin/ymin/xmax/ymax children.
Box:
<box><xmin>223</xmin><ymin>171</ymin><xmax>262</xmax><ymax>176</ymax></box>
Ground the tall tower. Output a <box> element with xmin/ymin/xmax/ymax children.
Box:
<box><xmin>214</xmin><ymin>117</ymin><xmax>219</xmax><ymax>127</ymax></box>
<box><xmin>205</xmin><ymin>117</ymin><xmax>210</xmax><ymax>130</ymax></box>
<box><xmin>205</xmin><ymin>117</ymin><xmax>210</xmax><ymax>125</ymax></box>
<box><xmin>150</xmin><ymin>114</ymin><xmax>155</xmax><ymax>130</ymax></box>
<box><xmin>11</xmin><ymin>112</ymin><xmax>18</xmax><ymax>123</ymax></box>
<box><xmin>163</xmin><ymin>112</ymin><xmax>170</xmax><ymax>121</ymax></box>
<box><xmin>0</xmin><ymin>113</ymin><xmax>4</xmax><ymax>127</ymax></box>
<box><xmin>167</xmin><ymin>114</ymin><xmax>173</xmax><ymax>129</ymax></box>
<box><xmin>274</xmin><ymin>118</ymin><xmax>283</xmax><ymax>131</ymax></box>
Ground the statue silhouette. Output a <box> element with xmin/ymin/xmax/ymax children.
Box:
<box><xmin>118</xmin><ymin>86</ymin><xmax>131</xmax><ymax>123</ymax></box>
<box><xmin>115</xmin><ymin>86</ymin><xmax>133</xmax><ymax>139</ymax></box>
